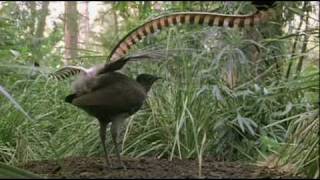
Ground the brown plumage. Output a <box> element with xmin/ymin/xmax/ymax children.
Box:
<box><xmin>65</xmin><ymin>72</ymin><xmax>161</xmax><ymax>169</ymax></box>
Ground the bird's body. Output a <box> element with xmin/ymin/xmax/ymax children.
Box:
<box><xmin>65</xmin><ymin>72</ymin><xmax>160</xmax><ymax>169</ymax></box>
<box><xmin>68</xmin><ymin>72</ymin><xmax>147</xmax><ymax>120</ymax></box>
<box><xmin>70</xmin><ymin>64</ymin><xmax>105</xmax><ymax>95</ymax></box>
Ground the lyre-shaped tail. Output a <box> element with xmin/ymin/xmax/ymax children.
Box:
<box><xmin>50</xmin><ymin>2</ymin><xmax>276</xmax><ymax>81</ymax></box>
<box><xmin>107</xmin><ymin>8</ymin><xmax>275</xmax><ymax>62</ymax></box>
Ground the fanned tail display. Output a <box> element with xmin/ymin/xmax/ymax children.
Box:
<box><xmin>50</xmin><ymin>1</ymin><xmax>276</xmax><ymax>81</ymax></box>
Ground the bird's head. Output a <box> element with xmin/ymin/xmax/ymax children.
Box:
<box><xmin>136</xmin><ymin>74</ymin><xmax>162</xmax><ymax>92</ymax></box>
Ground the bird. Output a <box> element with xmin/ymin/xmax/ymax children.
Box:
<box><xmin>49</xmin><ymin>50</ymin><xmax>169</xmax><ymax>169</ymax></box>
<box><xmin>64</xmin><ymin>71</ymin><xmax>161</xmax><ymax>169</ymax></box>
<box><xmin>48</xmin><ymin>2</ymin><xmax>278</xmax><ymax>170</ymax></box>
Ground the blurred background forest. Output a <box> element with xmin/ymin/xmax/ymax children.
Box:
<box><xmin>0</xmin><ymin>1</ymin><xmax>319</xmax><ymax>178</ymax></box>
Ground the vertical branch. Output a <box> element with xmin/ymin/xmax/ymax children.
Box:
<box><xmin>35</xmin><ymin>1</ymin><xmax>49</xmax><ymax>38</ymax></box>
<box><xmin>79</xmin><ymin>1</ymin><xmax>90</xmax><ymax>49</ymax></box>
<box><xmin>295</xmin><ymin>5</ymin><xmax>310</xmax><ymax>78</ymax></box>
<box><xmin>27</xmin><ymin>1</ymin><xmax>36</xmax><ymax>35</ymax></box>
<box><xmin>84</xmin><ymin>1</ymin><xmax>89</xmax><ymax>44</ymax></box>
<box><xmin>113</xmin><ymin>6</ymin><xmax>119</xmax><ymax>39</ymax></box>
<box><xmin>29</xmin><ymin>1</ymin><xmax>49</xmax><ymax>66</ymax></box>
<box><xmin>285</xmin><ymin>2</ymin><xmax>307</xmax><ymax>79</ymax></box>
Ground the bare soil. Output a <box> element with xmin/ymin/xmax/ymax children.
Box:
<box><xmin>19</xmin><ymin>156</ymin><xmax>300</xmax><ymax>179</ymax></box>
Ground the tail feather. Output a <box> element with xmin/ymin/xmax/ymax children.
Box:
<box><xmin>49</xmin><ymin>66</ymin><xmax>87</xmax><ymax>80</ymax></box>
<box><xmin>107</xmin><ymin>9</ymin><xmax>275</xmax><ymax>62</ymax></box>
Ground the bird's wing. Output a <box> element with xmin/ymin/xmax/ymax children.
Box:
<box><xmin>49</xmin><ymin>66</ymin><xmax>88</xmax><ymax>80</ymax></box>
<box><xmin>100</xmin><ymin>49</ymin><xmax>175</xmax><ymax>74</ymax></box>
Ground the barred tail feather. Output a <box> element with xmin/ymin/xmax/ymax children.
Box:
<box><xmin>107</xmin><ymin>9</ymin><xmax>275</xmax><ymax>62</ymax></box>
<box><xmin>49</xmin><ymin>66</ymin><xmax>87</xmax><ymax>80</ymax></box>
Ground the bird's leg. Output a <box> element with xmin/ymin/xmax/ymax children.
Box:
<box><xmin>111</xmin><ymin>117</ymin><xmax>127</xmax><ymax>170</ymax></box>
<box><xmin>99</xmin><ymin>121</ymin><xmax>111</xmax><ymax>169</ymax></box>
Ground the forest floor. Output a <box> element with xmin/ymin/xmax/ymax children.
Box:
<box><xmin>19</xmin><ymin>156</ymin><xmax>301</xmax><ymax>179</ymax></box>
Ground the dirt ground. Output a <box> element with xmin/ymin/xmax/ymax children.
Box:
<box><xmin>19</xmin><ymin>156</ymin><xmax>301</xmax><ymax>179</ymax></box>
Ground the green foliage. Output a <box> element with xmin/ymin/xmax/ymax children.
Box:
<box><xmin>0</xmin><ymin>2</ymin><xmax>63</xmax><ymax>67</ymax></box>
<box><xmin>0</xmin><ymin>162</ymin><xmax>42</xmax><ymax>178</ymax></box>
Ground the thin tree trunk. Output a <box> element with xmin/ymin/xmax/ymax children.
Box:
<box><xmin>295</xmin><ymin>7</ymin><xmax>310</xmax><ymax>78</ymax></box>
<box><xmin>84</xmin><ymin>1</ymin><xmax>89</xmax><ymax>48</ymax></box>
<box><xmin>27</xmin><ymin>1</ymin><xmax>36</xmax><ymax>35</ymax></box>
<box><xmin>30</xmin><ymin>1</ymin><xmax>49</xmax><ymax>67</ymax></box>
<box><xmin>79</xmin><ymin>1</ymin><xmax>90</xmax><ymax>49</ymax></box>
<box><xmin>286</xmin><ymin>2</ymin><xmax>307</xmax><ymax>79</ymax></box>
<box><xmin>113</xmin><ymin>8</ymin><xmax>119</xmax><ymax>39</ymax></box>
<box><xmin>35</xmin><ymin>1</ymin><xmax>49</xmax><ymax>38</ymax></box>
<box><xmin>64</xmin><ymin>1</ymin><xmax>79</xmax><ymax>65</ymax></box>
<box><xmin>26</xmin><ymin>1</ymin><xmax>37</xmax><ymax>66</ymax></box>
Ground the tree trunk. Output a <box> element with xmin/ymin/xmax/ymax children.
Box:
<box><xmin>79</xmin><ymin>1</ymin><xmax>90</xmax><ymax>49</ymax></box>
<box><xmin>35</xmin><ymin>1</ymin><xmax>50</xmax><ymax>38</ymax></box>
<box><xmin>113</xmin><ymin>8</ymin><xmax>119</xmax><ymax>39</ymax></box>
<box><xmin>30</xmin><ymin>1</ymin><xmax>50</xmax><ymax>67</ymax></box>
<box><xmin>64</xmin><ymin>1</ymin><xmax>79</xmax><ymax>65</ymax></box>
<box><xmin>286</xmin><ymin>2</ymin><xmax>307</xmax><ymax>79</ymax></box>
<box><xmin>27</xmin><ymin>1</ymin><xmax>36</xmax><ymax>35</ymax></box>
<box><xmin>295</xmin><ymin>7</ymin><xmax>310</xmax><ymax>78</ymax></box>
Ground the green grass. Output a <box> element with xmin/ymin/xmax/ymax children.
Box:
<box><xmin>0</xmin><ymin>162</ymin><xmax>42</xmax><ymax>178</ymax></box>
